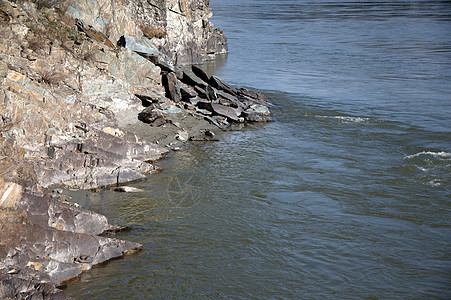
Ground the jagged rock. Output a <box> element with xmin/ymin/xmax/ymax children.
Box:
<box><xmin>210</xmin><ymin>75</ymin><xmax>238</xmax><ymax>95</ymax></box>
<box><xmin>238</xmin><ymin>88</ymin><xmax>267</xmax><ymax>101</ymax></box>
<box><xmin>195</xmin><ymin>85</ymin><xmax>210</xmax><ymax>100</ymax></box>
<box><xmin>182</xmin><ymin>68</ymin><xmax>208</xmax><ymax>87</ymax></box>
<box><xmin>163</xmin><ymin>72</ymin><xmax>182</xmax><ymax>102</ymax></box>
<box><xmin>66</xmin><ymin>0</ymin><xmax>228</xmax><ymax>65</ymax></box>
<box><xmin>0</xmin><ymin>275</ymin><xmax>68</xmax><ymax>299</ymax></box>
<box><xmin>196</xmin><ymin>107</ymin><xmax>212</xmax><ymax>116</ymax></box>
<box><xmin>207</xmin><ymin>28</ymin><xmax>228</xmax><ymax>58</ymax></box>
<box><xmin>0</xmin><ymin>1</ymin><xmax>271</xmax><ymax>298</ymax></box>
<box><xmin>188</xmin><ymin>96</ymin><xmax>203</xmax><ymax>106</ymax></box>
<box><xmin>192</xmin><ymin>65</ymin><xmax>211</xmax><ymax>83</ymax></box>
<box><xmin>210</xmin><ymin>103</ymin><xmax>240</xmax><ymax>122</ymax></box>
<box><xmin>117</xmin><ymin>35</ymin><xmax>176</xmax><ymax>72</ymax></box>
<box><xmin>196</xmin><ymin>101</ymin><xmax>240</xmax><ymax>122</ymax></box>
<box><xmin>206</xmin><ymin>85</ymin><xmax>217</xmax><ymax>101</ymax></box>
<box><xmin>216</xmin><ymin>90</ymin><xmax>243</xmax><ymax>108</ymax></box>
<box><xmin>238</xmin><ymin>93</ymin><xmax>273</xmax><ymax>109</ymax></box>
<box><xmin>180</xmin><ymin>84</ymin><xmax>198</xmax><ymax>100</ymax></box>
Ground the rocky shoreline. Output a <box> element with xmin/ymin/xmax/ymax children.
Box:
<box><xmin>0</xmin><ymin>0</ymin><xmax>272</xmax><ymax>298</ymax></box>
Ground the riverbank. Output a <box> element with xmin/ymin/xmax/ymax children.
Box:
<box><xmin>0</xmin><ymin>0</ymin><xmax>272</xmax><ymax>298</ymax></box>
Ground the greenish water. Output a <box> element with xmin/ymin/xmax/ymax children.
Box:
<box><xmin>65</xmin><ymin>0</ymin><xmax>450</xmax><ymax>298</ymax></box>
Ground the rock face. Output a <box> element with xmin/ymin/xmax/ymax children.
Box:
<box><xmin>66</xmin><ymin>0</ymin><xmax>228</xmax><ymax>65</ymax></box>
<box><xmin>0</xmin><ymin>181</ymin><xmax>142</xmax><ymax>299</ymax></box>
<box><xmin>0</xmin><ymin>0</ymin><xmax>269</xmax><ymax>298</ymax></box>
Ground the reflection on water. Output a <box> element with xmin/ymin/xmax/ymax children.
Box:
<box><xmin>66</xmin><ymin>0</ymin><xmax>451</xmax><ymax>299</ymax></box>
<box><xmin>195</xmin><ymin>53</ymin><xmax>228</xmax><ymax>79</ymax></box>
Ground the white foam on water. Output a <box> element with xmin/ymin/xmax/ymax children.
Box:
<box><xmin>417</xmin><ymin>166</ymin><xmax>428</xmax><ymax>172</ymax></box>
<box><xmin>332</xmin><ymin>116</ymin><xmax>371</xmax><ymax>123</ymax></box>
<box><xmin>317</xmin><ymin>115</ymin><xmax>375</xmax><ymax>123</ymax></box>
<box><xmin>427</xmin><ymin>180</ymin><xmax>442</xmax><ymax>187</ymax></box>
<box><xmin>405</xmin><ymin>151</ymin><xmax>451</xmax><ymax>160</ymax></box>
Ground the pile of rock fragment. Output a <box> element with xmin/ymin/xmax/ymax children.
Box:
<box><xmin>141</xmin><ymin>64</ymin><xmax>273</xmax><ymax>129</ymax></box>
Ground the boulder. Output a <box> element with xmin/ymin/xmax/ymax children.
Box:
<box><xmin>211</xmin><ymin>103</ymin><xmax>240</xmax><ymax>122</ymax></box>
<box><xmin>163</xmin><ymin>72</ymin><xmax>182</xmax><ymax>102</ymax></box>
<box><xmin>207</xmin><ymin>28</ymin><xmax>228</xmax><ymax>57</ymax></box>
<box><xmin>196</xmin><ymin>102</ymin><xmax>240</xmax><ymax>122</ymax></box>
<box><xmin>243</xmin><ymin>104</ymin><xmax>274</xmax><ymax>122</ymax></box>
<box><xmin>140</xmin><ymin>107</ymin><xmax>166</xmax><ymax>126</ymax></box>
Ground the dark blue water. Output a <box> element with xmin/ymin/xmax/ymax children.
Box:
<box><xmin>66</xmin><ymin>1</ymin><xmax>451</xmax><ymax>298</ymax></box>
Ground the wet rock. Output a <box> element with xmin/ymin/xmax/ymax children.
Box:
<box><xmin>0</xmin><ymin>275</ymin><xmax>68</xmax><ymax>299</ymax></box>
<box><xmin>238</xmin><ymin>93</ymin><xmax>272</xmax><ymax>109</ymax></box>
<box><xmin>243</xmin><ymin>104</ymin><xmax>274</xmax><ymax>122</ymax></box>
<box><xmin>189</xmin><ymin>129</ymin><xmax>219</xmax><ymax>142</ymax></box>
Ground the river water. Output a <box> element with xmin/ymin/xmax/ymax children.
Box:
<box><xmin>65</xmin><ymin>0</ymin><xmax>451</xmax><ymax>298</ymax></box>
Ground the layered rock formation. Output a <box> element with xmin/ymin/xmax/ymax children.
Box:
<box><xmin>0</xmin><ymin>0</ymin><xmax>270</xmax><ymax>298</ymax></box>
<box><xmin>66</xmin><ymin>0</ymin><xmax>228</xmax><ymax>65</ymax></box>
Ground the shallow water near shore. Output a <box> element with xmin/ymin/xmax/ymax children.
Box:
<box><xmin>65</xmin><ymin>0</ymin><xmax>451</xmax><ymax>298</ymax></box>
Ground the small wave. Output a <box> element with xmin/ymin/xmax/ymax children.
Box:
<box><xmin>417</xmin><ymin>166</ymin><xmax>428</xmax><ymax>172</ymax></box>
<box><xmin>405</xmin><ymin>151</ymin><xmax>451</xmax><ymax>160</ymax></box>
<box><xmin>331</xmin><ymin>116</ymin><xmax>372</xmax><ymax>123</ymax></box>
<box><xmin>317</xmin><ymin>115</ymin><xmax>376</xmax><ymax>123</ymax></box>
<box><xmin>427</xmin><ymin>180</ymin><xmax>442</xmax><ymax>187</ymax></box>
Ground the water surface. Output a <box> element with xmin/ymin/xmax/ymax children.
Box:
<box><xmin>66</xmin><ymin>1</ymin><xmax>451</xmax><ymax>298</ymax></box>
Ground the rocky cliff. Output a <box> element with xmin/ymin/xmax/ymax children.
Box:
<box><xmin>66</xmin><ymin>0</ymin><xmax>228</xmax><ymax>65</ymax></box>
<box><xmin>0</xmin><ymin>0</ymin><xmax>270</xmax><ymax>298</ymax></box>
